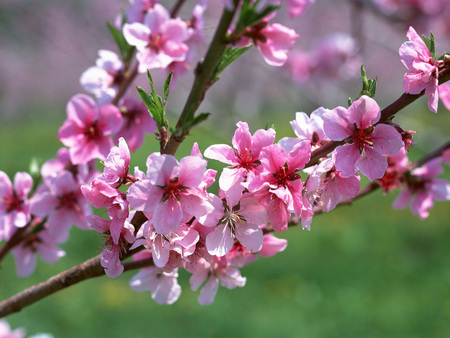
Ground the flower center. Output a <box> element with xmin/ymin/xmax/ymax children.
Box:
<box><xmin>234</xmin><ymin>148</ymin><xmax>260</xmax><ymax>171</ymax></box>
<box><xmin>272</xmin><ymin>162</ymin><xmax>302</xmax><ymax>187</ymax></box>
<box><xmin>352</xmin><ymin>124</ymin><xmax>374</xmax><ymax>153</ymax></box>
<box><xmin>84</xmin><ymin>122</ymin><xmax>102</xmax><ymax>140</ymax></box>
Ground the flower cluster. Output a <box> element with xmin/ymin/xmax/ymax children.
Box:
<box><xmin>1</xmin><ymin>0</ymin><xmax>450</xmax><ymax>313</ymax></box>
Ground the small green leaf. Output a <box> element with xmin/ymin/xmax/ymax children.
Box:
<box><xmin>236</xmin><ymin>3</ymin><xmax>280</xmax><ymax>32</ymax></box>
<box><xmin>163</xmin><ymin>72</ymin><xmax>174</xmax><ymax>105</ymax></box>
<box><xmin>136</xmin><ymin>86</ymin><xmax>162</xmax><ymax>126</ymax></box>
<box><xmin>106</xmin><ymin>21</ymin><xmax>134</xmax><ymax>63</ymax></box>
<box><xmin>422</xmin><ymin>33</ymin><xmax>436</xmax><ymax>59</ymax></box>
<box><xmin>348</xmin><ymin>97</ymin><xmax>353</xmax><ymax>106</ymax></box>
<box><xmin>430</xmin><ymin>32</ymin><xmax>436</xmax><ymax>59</ymax></box>
<box><xmin>183</xmin><ymin>112</ymin><xmax>210</xmax><ymax>131</ymax></box>
<box><xmin>210</xmin><ymin>46</ymin><xmax>252</xmax><ymax>83</ymax></box>
<box><xmin>355</xmin><ymin>65</ymin><xmax>377</xmax><ymax>100</ymax></box>
<box><xmin>361</xmin><ymin>65</ymin><xmax>369</xmax><ymax>90</ymax></box>
<box><xmin>368</xmin><ymin>77</ymin><xmax>377</xmax><ymax>98</ymax></box>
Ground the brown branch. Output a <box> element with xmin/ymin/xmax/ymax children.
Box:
<box><xmin>111</xmin><ymin>62</ymin><xmax>139</xmax><ymax>106</ymax></box>
<box><xmin>412</xmin><ymin>140</ymin><xmax>450</xmax><ymax>169</ymax></box>
<box><xmin>0</xmin><ymin>226</ymin><xmax>28</xmax><ymax>262</ymax></box>
<box><xmin>163</xmin><ymin>3</ymin><xmax>239</xmax><ymax>155</ymax></box>
<box><xmin>170</xmin><ymin>0</ymin><xmax>186</xmax><ymax>18</ymax></box>
<box><xmin>0</xmin><ymin>211</ymin><xmax>149</xmax><ymax>318</ymax></box>
<box><xmin>0</xmin><ymin>255</ymin><xmax>103</xmax><ymax>318</ymax></box>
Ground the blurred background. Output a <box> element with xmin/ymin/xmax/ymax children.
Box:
<box><xmin>1</xmin><ymin>0</ymin><xmax>450</xmax><ymax>337</ymax></box>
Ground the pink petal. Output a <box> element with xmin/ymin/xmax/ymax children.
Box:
<box><xmin>198</xmin><ymin>274</ymin><xmax>219</xmax><ymax>305</ymax></box>
<box><xmin>372</xmin><ymin>124</ymin><xmax>403</xmax><ymax>156</ymax></box>
<box><xmin>322</xmin><ymin>107</ymin><xmax>353</xmax><ymax>141</ymax></box>
<box><xmin>206</xmin><ymin>224</ymin><xmax>234</xmax><ymax>257</ymax></box>
<box><xmin>347</xmin><ymin>95</ymin><xmax>381</xmax><ymax>129</ymax></box>
<box><xmin>334</xmin><ymin>143</ymin><xmax>360</xmax><ymax>177</ymax></box>
<box><xmin>204</xmin><ymin>144</ymin><xmax>237</xmax><ymax>165</ymax></box>
<box><xmin>358</xmin><ymin>147</ymin><xmax>388</xmax><ymax>180</ymax></box>
<box><xmin>66</xmin><ymin>94</ymin><xmax>97</xmax><ymax>127</ymax></box>
<box><xmin>152</xmin><ymin>197</ymin><xmax>183</xmax><ymax>235</ymax></box>
<box><xmin>259</xmin><ymin>234</ymin><xmax>287</xmax><ymax>257</ymax></box>
<box><xmin>123</xmin><ymin>22</ymin><xmax>151</xmax><ymax>49</ymax></box>
<box><xmin>235</xmin><ymin>223</ymin><xmax>263</xmax><ymax>253</ymax></box>
<box><xmin>179</xmin><ymin>156</ymin><xmax>207</xmax><ymax>187</ymax></box>
<box><xmin>392</xmin><ymin>189</ymin><xmax>413</xmax><ymax>209</ymax></box>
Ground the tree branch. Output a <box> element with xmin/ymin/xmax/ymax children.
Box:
<box><xmin>163</xmin><ymin>3</ymin><xmax>239</xmax><ymax>155</ymax></box>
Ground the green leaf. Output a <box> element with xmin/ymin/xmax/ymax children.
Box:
<box><xmin>236</xmin><ymin>1</ymin><xmax>280</xmax><ymax>32</ymax></box>
<box><xmin>136</xmin><ymin>86</ymin><xmax>162</xmax><ymax>126</ymax></box>
<box><xmin>147</xmin><ymin>70</ymin><xmax>164</xmax><ymax>111</ymax></box>
<box><xmin>422</xmin><ymin>33</ymin><xmax>436</xmax><ymax>59</ymax></box>
<box><xmin>368</xmin><ymin>77</ymin><xmax>377</xmax><ymax>98</ymax></box>
<box><xmin>355</xmin><ymin>65</ymin><xmax>377</xmax><ymax>100</ymax></box>
<box><xmin>163</xmin><ymin>72</ymin><xmax>174</xmax><ymax>105</ymax></box>
<box><xmin>210</xmin><ymin>46</ymin><xmax>252</xmax><ymax>83</ymax></box>
<box><xmin>361</xmin><ymin>65</ymin><xmax>369</xmax><ymax>90</ymax></box>
<box><xmin>348</xmin><ymin>97</ymin><xmax>353</xmax><ymax>107</ymax></box>
<box><xmin>429</xmin><ymin>32</ymin><xmax>436</xmax><ymax>59</ymax></box>
<box><xmin>182</xmin><ymin>112</ymin><xmax>210</xmax><ymax>131</ymax></box>
<box><xmin>106</xmin><ymin>21</ymin><xmax>134</xmax><ymax>63</ymax></box>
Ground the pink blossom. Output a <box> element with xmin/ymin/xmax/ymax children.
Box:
<box><xmin>392</xmin><ymin>158</ymin><xmax>450</xmax><ymax>218</ymax></box>
<box><xmin>187</xmin><ymin>3</ymin><xmax>207</xmax><ymax>44</ymax></box>
<box><xmin>127</xmin><ymin>153</ymin><xmax>214</xmax><ymax>235</ymax></box>
<box><xmin>201</xmin><ymin>192</ymin><xmax>266</xmax><ymax>257</ymax></box>
<box><xmin>204</xmin><ymin>121</ymin><xmax>275</xmax><ymax>194</ymax></box>
<box><xmin>41</xmin><ymin>148</ymin><xmax>98</xmax><ymax>186</ymax></box>
<box><xmin>378</xmin><ymin>147</ymin><xmax>410</xmax><ymax>193</ymax></box>
<box><xmin>322</xmin><ymin>95</ymin><xmax>403</xmax><ymax>180</ymax></box>
<box><xmin>314</xmin><ymin>164</ymin><xmax>361</xmax><ymax>212</ymax></box>
<box><xmin>129</xmin><ymin>251</ymin><xmax>181</xmax><ymax>304</ymax></box>
<box><xmin>125</xmin><ymin>0</ymin><xmax>159</xmax><ymax>23</ymax></box>
<box><xmin>0</xmin><ymin>171</ymin><xmax>32</xmax><ymax>240</ymax></box>
<box><xmin>58</xmin><ymin>94</ymin><xmax>123</xmax><ymax>165</ymax></box>
<box><xmin>399</xmin><ymin>26</ymin><xmax>442</xmax><ymax>113</ymax></box>
<box><xmin>81</xmin><ymin>178</ymin><xmax>121</xmax><ymax>209</ymax></box>
<box><xmin>114</xmin><ymin>98</ymin><xmax>157</xmax><ymax>152</ymax></box>
<box><xmin>11</xmin><ymin>228</ymin><xmax>65</xmax><ymax>277</ymax></box>
<box><xmin>0</xmin><ymin>319</ymin><xmax>26</xmax><ymax>338</ymax></box>
<box><xmin>286</xmin><ymin>50</ymin><xmax>311</xmax><ymax>83</ymax></box>
<box><xmin>87</xmin><ymin>214</ymin><xmax>135</xmax><ymax>277</ymax></box>
<box><xmin>80</xmin><ymin>50</ymin><xmax>124</xmax><ymax>104</ymax></box>
<box><xmin>279</xmin><ymin>107</ymin><xmax>328</xmax><ymax>152</ymax></box>
<box><xmin>186</xmin><ymin>253</ymin><xmax>246</xmax><ymax>305</ymax></box>
<box><xmin>123</xmin><ymin>4</ymin><xmax>189</xmax><ymax>72</ymax></box>
<box><xmin>241</xmin><ymin>21</ymin><xmax>299</xmax><ymax>67</ymax></box>
<box><xmin>98</xmin><ymin>137</ymin><xmax>131</xmax><ymax>188</ymax></box>
<box><xmin>287</xmin><ymin>33</ymin><xmax>361</xmax><ymax>83</ymax></box>
<box><xmin>439</xmin><ymin>83</ymin><xmax>450</xmax><ymax>110</ymax></box>
<box><xmin>259</xmin><ymin>233</ymin><xmax>288</xmax><ymax>257</ymax></box>
<box><xmin>248</xmin><ymin>141</ymin><xmax>312</xmax><ymax>231</ymax></box>
<box><xmin>132</xmin><ymin>221</ymin><xmax>199</xmax><ymax>268</ymax></box>
<box><xmin>310</xmin><ymin>33</ymin><xmax>361</xmax><ymax>80</ymax></box>
<box><xmin>30</xmin><ymin>171</ymin><xmax>91</xmax><ymax>242</ymax></box>
<box><xmin>283</xmin><ymin>0</ymin><xmax>315</xmax><ymax>17</ymax></box>
<box><xmin>442</xmin><ymin>148</ymin><xmax>450</xmax><ymax>164</ymax></box>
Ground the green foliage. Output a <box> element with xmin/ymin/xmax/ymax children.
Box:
<box><xmin>136</xmin><ymin>70</ymin><xmax>171</xmax><ymax>130</ymax></box>
<box><xmin>210</xmin><ymin>45</ymin><xmax>252</xmax><ymax>84</ymax></box>
<box><xmin>106</xmin><ymin>21</ymin><xmax>134</xmax><ymax>64</ymax></box>
<box><xmin>422</xmin><ymin>32</ymin><xmax>436</xmax><ymax>59</ymax></box>
<box><xmin>235</xmin><ymin>0</ymin><xmax>280</xmax><ymax>33</ymax></box>
<box><xmin>355</xmin><ymin>65</ymin><xmax>377</xmax><ymax>100</ymax></box>
<box><xmin>182</xmin><ymin>112</ymin><xmax>211</xmax><ymax>133</ymax></box>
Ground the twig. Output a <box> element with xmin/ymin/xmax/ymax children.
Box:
<box><xmin>163</xmin><ymin>3</ymin><xmax>239</xmax><ymax>155</ymax></box>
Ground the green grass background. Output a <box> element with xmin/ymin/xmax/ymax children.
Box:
<box><xmin>1</xmin><ymin>109</ymin><xmax>450</xmax><ymax>338</ymax></box>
